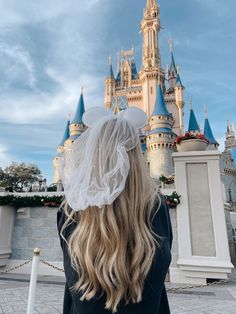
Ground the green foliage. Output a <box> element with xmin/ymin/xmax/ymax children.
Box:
<box><xmin>47</xmin><ymin>184</ymin><xmax>58</xmax><ymax>192</ymax></box>
<box><xmin>0</xmin><ymin>192</ymin><xmax>180</xmax><ymax>209</ymax></box>
<box><xmin>159</xmin><ymin>175</ymin><xmax>175</xmax><ymax>185</ymax></box>
<box><xmin>164</xmin><ymin>191</ymin><xmax>181</xmax><ymax>208</ymax></box>
<box><xmin>0</xmin><ymin>195</ymin><xmax>63</xmax><ymax>208</ymax></box>
<box><xmin>0</xmin><ymin>162</ymin><xmax>42</xmax><ymax>191</ymax></box>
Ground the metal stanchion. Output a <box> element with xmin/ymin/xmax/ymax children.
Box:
<box><xmin>27</xmin><ymin>248</ymin><xmax>40</xmax><ymax>314</ymax></box>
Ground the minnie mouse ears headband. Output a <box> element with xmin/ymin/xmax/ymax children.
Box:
<box><xmin>82</xmin><ymin>106</ymin><xmax>147</xmax><ymax>130</ymax></box>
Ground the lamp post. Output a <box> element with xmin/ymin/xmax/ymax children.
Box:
<box><xmin>42</xmin><ymin>178</ymin><xmax>47</xmax><ymax>192</ymax></box>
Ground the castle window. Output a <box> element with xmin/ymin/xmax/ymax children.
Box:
<box><xmin>150</xmin><ymin>86</ymin><xmax>153</xmax><ymax>94</ymax></box>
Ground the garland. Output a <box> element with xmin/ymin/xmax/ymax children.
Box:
<box><xmin>159</xmin><ymin>175</ymin><xmax>175</xmax><ymax>185</ymax></box>
<box><xmin>174</xmin><ymin>131</ymin><xmax>209</xmax><ymax>145</ymax></box>
<box><xmin>0</xmin><ymin>195</ymin><xmax>63</xmax><ymax>208</ymax></box>
<box><xmin>164</xmin><ymin>191</ymin><xmax>181</xmax><ymax>208</ymax></box>
<box><xmin>0</xmin><ymin>192</ymin><xmax>181</xmax><ymax>209</ymax></box>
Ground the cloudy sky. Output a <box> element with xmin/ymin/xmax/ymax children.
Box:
<box><xmin>0</xmin><ymin>0</ymin><xmax>235</xmax><ymax>183</ymax></box>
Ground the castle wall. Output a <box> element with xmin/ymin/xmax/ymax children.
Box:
<box><xmin>11</xmin><ymin>206</ymin><xmax>62</xmax><ymax>262</ymax></box>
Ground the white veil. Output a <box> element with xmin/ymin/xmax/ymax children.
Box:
<box><xmin>58</xmin><ymin>107</ymin><xmax>147</xmax><ymax>211</ymax></box>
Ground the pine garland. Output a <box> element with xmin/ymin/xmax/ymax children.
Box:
<box><xmin>0</xmin><ymin>192</ymin><xmax>181</xmax><ymax>209</ymax></box>
<box><xmin>164</xmin><ymin>191</ymin><xmax>181</xmax><ymax>208</ymax></box>
<box><xmin>0</xmin><ymin>195</ymin><xmax>63</xmax><ymax>208</ymax></box>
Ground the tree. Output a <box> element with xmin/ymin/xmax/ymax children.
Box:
<box><xmin>0</xmin><ymin>167</ymin><xmax>4</xmax><ymax>181</ymax></box>
<box><xmin>1</xmin><ymin>162</ymin><xmax>42</xmax><ymax>191</ymax></box>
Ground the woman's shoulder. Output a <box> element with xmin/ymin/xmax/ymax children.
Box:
<box><xmin>151</xmin><ymin>192</ymin><xmax>173</xmax><ymax>249</ymax></box>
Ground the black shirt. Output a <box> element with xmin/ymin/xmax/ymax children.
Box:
<box><xmin>57</xmin><ymin>193</ymin><xmax>172</xmax><ymax>314</ymax></box>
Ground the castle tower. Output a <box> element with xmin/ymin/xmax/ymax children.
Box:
<box><xmin>105</xmin><ymin>57</ymin><xmax>115</xmax><ymax>110</ymax></box>
<box><xmin>139</xmin><ymin>0</ymin><xmax>165</xmax><ymax>116</ymax></box>
<box><xmin>147</xmin><ymin>84</ymin><xmax>177</xmax><ymax>179</ymax></box>
<box><xmin>175</xmin><ymin>74</ymin><xmax>185</xmax><ymax>135</ymax></box>
<box><xmin>165</xmin><ymin>47</ymin><xmax>185</xmax><ymax>136</ymax></box>
<box><xmin>204</xmin><ymin>109</ymin><xmax>219</xmax><ymax>150</ymax></box>
<box><xmin>225</xmin><ymin>121</ymin><xmax>236</xmax><ymax>151</ymax></box>
<box><xmin>53</xmin><ymin>120</ymin><xmax>70</xmax><ymax>190</ymax></box>
<box><xmin>53</xmin><ymin>91</ymin><xmax>87</xmax><ymax>189</ymax></box>
<box><xmin>141</xmin><ymin>0</ymin><xmax>161</xmax><ymax>70</ymax></box>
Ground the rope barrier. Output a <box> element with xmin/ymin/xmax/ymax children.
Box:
<box><xmin>0</xmin><ymin>249</ymin><xmax>235</xmax><ymax>294</ymax></box>
<box><xmin>0</xmin><ymin>259</ymin><xmax>32</xmax><ymax>275</ymax></box>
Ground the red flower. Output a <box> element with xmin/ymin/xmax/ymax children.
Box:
<box><xmin>174</xmin><ymin>132</ymin><xmax>209</xmax><ymax>145</ymax></box>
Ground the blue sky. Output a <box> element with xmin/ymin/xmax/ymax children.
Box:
<box><xmin>0</xmin><ymin>0</ymin><xmax>235</xmax><ymax>183</ymax></box>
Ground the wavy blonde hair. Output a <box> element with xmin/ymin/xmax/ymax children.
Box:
<box><xmin>61</xmin><ymin>143</ymin><xmax>161</xmax><ymax>313</ymax></box>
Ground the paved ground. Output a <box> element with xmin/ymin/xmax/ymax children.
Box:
<box><xmin>0</xmin><ymin>277</ymin><xmax>236</xmax><ymax>313</ymax></box>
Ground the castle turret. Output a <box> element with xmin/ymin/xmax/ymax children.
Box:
<box><xmin>188</xmin><ymin>105</ymin><xmax>200</xmax><ymax>132</ymax></box>
<box><xmin>63</xmin><ymin>90</ymin><xmax>86</xmax><ymax>151</ymax></box>
<box><xmin>105</xmin><ymin>56</ymin><xmax>115</xmax><ymax>110</ymax></box>
<box><xmin>168</xmin><ymin>51</ymin><xmax>178</xmax><ymax>89</ymax></box>
<box><xmin>141</xmin><ymin>0</ymin><xmax>161</xmax><ymax>69</ymax></box>
<box><xmin>139</xmin><ymin>0</ymin><xmax>165</xmax><ymax>116</ymax></box>
<box><xmin>175</xmin><ymin>73</ymin><xmax>185</xmax><ymax>135</ymax></box>
<box><xmin>147</xmin><ymin>84</ymin><xmax>177</xmax><ymax>179</ymax></box>
<box><xmin>53</xmin><ymin>120</ymin><xmax>70</xmax><ymax>190</ymax></box>
<box><xmin>204</xmin><ymin>110</ymin><xmax>219</xmax><ymax>150</ymax></box>
<box><xmin>225</xmin><ymin>121</ymin><xmax>236</xmax><ymax>151</ymax></box>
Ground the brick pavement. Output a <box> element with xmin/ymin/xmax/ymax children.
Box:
<box><xmin>0</xmin><ymin>280</ymin><xmax>236</xmax><ymax>314</ymax></box>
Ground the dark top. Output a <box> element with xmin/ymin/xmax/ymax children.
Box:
<box><xmin>57</xmin><ymin>193</ymin><xmax>173</xmax><ymax>314</ymax></box>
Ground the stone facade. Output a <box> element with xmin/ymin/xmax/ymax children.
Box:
<box><xmin>11</xmin><ymin>206</ymin><xmax>62</xmax><ymax>262</ymax></box>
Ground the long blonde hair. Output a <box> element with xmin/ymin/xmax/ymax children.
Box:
<box><xmin>61</xmin><ymin>143</ymin><xmax>161</xmax><ymax>313</ymax></box>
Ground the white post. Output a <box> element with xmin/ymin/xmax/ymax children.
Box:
<box><xmin>27</xmin><ymin>248</ymin><xmax>40</xmax><ymax>314</ymax></box>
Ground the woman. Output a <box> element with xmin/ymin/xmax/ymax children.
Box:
<box><xmin>57</xmin><ymin>107</ymin><xmax>172</xmax><ymax>314</ymax></box>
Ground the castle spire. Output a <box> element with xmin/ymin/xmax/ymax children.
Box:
<box><xmin>107</xmin><ymin>55</ymin><xmax>114</xmax><ymax>79</ymax></box>
<box><xmin>188</xmin><ymin>107</ymin><xmax>200</xmax><ymax>132</ymax></box>
<box><xmin>204</xmin><ymin>113</ymin><xmax>219</xmax><ymax>147</ymax></box>
<box><xmin>152</xmin><ymin>84</ymin><xmax>170</xmax><ymax>116</ymax></box>
<box><xmin>168</xmin><ymin>41</ymin><xmax>178</xmax><ymax>89</ymax></box>
<box><xmin>58</xmin><ymin>120</ymin><xmax>70</xmax><ymax>147</ymax></box>
<box><xmin>141</xmin><ymin>0</ymin><xmax>160</xmax><ymax>69</ymax></box>
<box><xmin>71</xmin><ymin>89</ymin><xmax>85</xmax><ymax>124</ymax></box>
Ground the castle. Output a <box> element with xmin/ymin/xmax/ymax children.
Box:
<box><xmin>53</xmin><ymin>0</ymin><xmax>236</xmax><ymax>206</ymax></box>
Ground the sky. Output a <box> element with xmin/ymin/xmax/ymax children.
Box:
<box><xmin>0</xmin><ymin>0</ymin><xmax>236</xmax><ymax>184</ymax></box>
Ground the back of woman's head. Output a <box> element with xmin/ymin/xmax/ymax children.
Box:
<box><xmin>61</xmin><ymin>115</ymin><xmax>161</xmax><ymax>313</ymax></box>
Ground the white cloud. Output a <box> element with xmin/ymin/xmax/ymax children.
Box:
<box><xmin>0</xmin><ymin>43</ymin><xmax>36</xmax><ymax>88</ymax></box>
<box><xmin>0</xmin><ymin>71</ymin><xmax>104</xmax><ymax>124</ymax></box>
<box><xmin>0</xmin><ymin>144</ymin><xmax>12</xmax><ymax>168</ymax></box>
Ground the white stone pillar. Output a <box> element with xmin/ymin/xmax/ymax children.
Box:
<box><xmin>170</xmin><ymin>150</ymin><xmax>234</xmax><ymax>284</ymax></box>
<box><xmin>0</xmin><ymin>205</ymin><xmax>15</xmax><ymax>266</ymax></box>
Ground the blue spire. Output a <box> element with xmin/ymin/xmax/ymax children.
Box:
<box><xmin>107</xmin><ymin>56</ymin><xmax>114</xmax><ymax>79</ymax></box>
<box><xmin>116</xmin><ymin>71</ymin><xmax>121</xmax><ymax>82</ymax></box>
<box><xmin>108</xmin><ymin>63</ymin><xmax>114</xmax><ymax>79</ymax></box>
<box><xmin>59</xmin><ymin>120</ymin><xmax>70</xmax><ymax>146</ymax></box>
<box><xmin>169</xmin><ymin>52</ymin><xmax>177</xmax><ymax>75</ymax></box>
<box><xmin>71</xmin><ymin>91</ymin><xmax>85</xmax><ymax>124</ymax></box>
<box><xmin>204</xmin><ymin>118</ymin><xmax>219</xmax><ymax>145</ymax></box>
<box><xmin>131</xmin><ymin>60</ymin><xmax>138</xmax><ymax>80</ymax></box>
<box><xmin>152</xmin><ymin>84</ymin><xmax>170</xmax><ymax>117</ymax></box>
<box><xmin>188</xmin><ymin>109</ymin><xmax>200</xmax><ymax>132</ymax></box>
<box><xmin>176</xmin><ymin>73</ymin><xmax>183</xmax><ymax>87</ymax></box>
